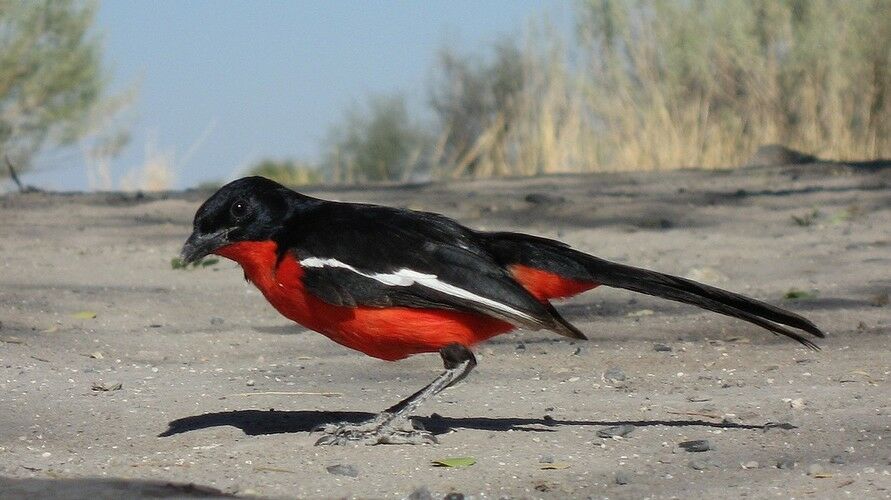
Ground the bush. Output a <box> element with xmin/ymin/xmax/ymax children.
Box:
<box><xmin>312</xmin><ymin>1</ymin><xmax>890</xmax><ymax>182</ymax></box>
<box><xmin>324</xmin><ymin>95</ymin><xmax>429</xmax><ymax>183</ymax></box>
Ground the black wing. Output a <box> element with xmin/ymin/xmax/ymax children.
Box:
<box><xmin>274</xmin><ymin>202</ymin><xmax>585</xmax><ymax>338</ymax></box>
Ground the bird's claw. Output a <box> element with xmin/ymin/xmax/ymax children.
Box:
<box><xmin>313</xmin><ymin>415</ymin><xmax>437</xmax><ymax>446</ymax></box>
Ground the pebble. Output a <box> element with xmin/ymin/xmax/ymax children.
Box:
<box><xmin>776</xmin><ymin>458</ymin><xmax>796</xmax><ymax>469</ymax></box>
<box><xmin>407</xmin><ymin>486</ymin><xmax>432</xmax><ymax>500</ymax></box>
<box><xmin>689</xmin><ymin>459</ymin><xmax>712</xmax><ymax>470</ymax></box>
<box><xmin>245</xmin><ymin>379</ymin><xmax>255</xmax><ymax>387</ymax></box>
<box><xmin>653</xmin><ymin>343</ymin><xmax>672</xmax><ymax>352</ymax></box>
<box><xmin>210</xmin><ymin>317</ymin><xmax>225</xmax><ymax>325</ymax></box>
<box><xmin>603</xmin><ymin>367</ymin><xmax>626</xmax><ymax>382</ymax></box>
<box><xmin>679</xmin><ymin>440</ymin><xmax>712</xmax><ymax>452</ymax></box>
<box><xmin>806</xmin><ymin>464</ymin><xmax>824</xmax><ymax>476</ymax></box>
<box><xmin>615</xmin><ymin>471</ymin><xmax>631</xmax><ymax>485</ymax></box>
<box><xmin>741</xmin><ymin>461</ymin><xmax>759</xmax><ymax>469</ymax></box>
<box><xmin>830</xmin><ymin>455</ymin><xmax>846</xmax><ymax>464</ymax></box>
<box><xmin>326</xmin><ymin>464</ymin><xmax>358</xmax><ymax>478</ymax></box>
<box><xmin>443</xmin><ymin>493</ymin><xmax>465</xmax><ymax>500</ymax></box>
<box><xmin>597</xmin><ymin>424</ymin><xmax>635</xmax><ymax>439</ymax></box>
<box><xmin>539</xmin><ymin>455</ymin><xmax>555</xmax><ymax>464</ymax></box>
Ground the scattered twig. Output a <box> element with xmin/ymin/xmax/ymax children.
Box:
<box><xmin>254</xmin><ymin>466</ymin><xmax>298</xmax><ymax>474</ymax></box>
<box><xmin>229</xmin><ymin>391</ymin><xmax>342</xmax><ymax>398</ymax></box>
<box><xmin>665</xmin><ymin>410</ymin><xmax>723</xmax><ymax>420</ymax></box>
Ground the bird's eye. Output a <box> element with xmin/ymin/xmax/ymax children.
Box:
<box><xmin>230</xmin><ymin>200</ymin><xmax>248</xmax><ymax>219</ymax></box>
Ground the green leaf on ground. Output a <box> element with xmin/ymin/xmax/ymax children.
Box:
<box><xmin>171</xmin><ymin>256</ymin><xmax>219</xmax><ymax>269</ymax></box>
<box><xmin>432</xmin><ymin>457</ymin><xmax>476</xmax><ymax>468</ymax></box>
<box><xmin>72</xmin><ymin>311</ymin><xmax>97</xmax><ymax>319</ymax></box>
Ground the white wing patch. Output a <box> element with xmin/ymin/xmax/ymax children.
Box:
<box><xmin>299</xmin><ymin>256</ymin><xmax>536</xmax><ymax>322</ymax></box>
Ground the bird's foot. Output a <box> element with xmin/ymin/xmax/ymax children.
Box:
<box><xmin>313</xmin><ymin>413</ymin><xmax>437</xmax><ymax>446</ymax></box>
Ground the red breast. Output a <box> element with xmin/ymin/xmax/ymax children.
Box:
<box><xmin>214</xmin><ymin>241</ymin><xmax>514</xmax><ymax>360</ymax></box>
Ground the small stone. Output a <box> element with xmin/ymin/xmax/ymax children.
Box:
<box><xmin>245</xmin><ymin>379</ymin><xmax>255</xmax><ymax>387</ymax></box>
<box><xmin>603</xmin><ymin>367</ymin><xmax>626</xmax><ymax>383</ymax></box>
<box><xmin>539</xmin><ymin>455</ymin><xmax>555</xmax><ymax>464</ymax></box>
<box><xmin>689</xmin><ymin>459</ymin><xmax>711</xmax><ymax>470</ymax></box>
<box><xmin>210</xmin><ymin>317</ymin><xmax>225</xmax><ymax>325</ymax></box>
<box><xmin>789</xmin><ymin>398</ymin><xmax>805</xmax><ymax>409</ymax></box>
<box><xmin>830</xmin><ymin>455</ymin><xmax>846</xmax><ymax>465</ymax></box>
<box><xmin>679</xmin><ymin>440</ymin><xmax>712</xmax><ymax>452</ymax></box>
<box><xmin>326</xmin><ymin>464</ymin><xmax>358</xmax><ymax>478</ymax></box>
<box><xmin>443</xmin><ymin>493</ymin><xmax>465</xmax><ymax>500</ymax></box>
<box><xmin>806</xmin><ymin>464</ymin><xmax>824</xmax><ymax>476</ymax></box>
<box><xmin>572</xmin><ymin>347</ymin><xmax>582</xmax><ymax>356</ymax></box>
<box><xmin>407</xmin><ymin>486</ymin><xmax>432</xmax><ymax>500</ymax></box>
<box><xmin>615</xmin><ymin>471</ymin><xmax>630</xmax><ymax>485</ymax></box>
<box><xmin>597</xmin><ymin>424</ymin><xmax>635</xmax><ymax>439</ymax></box>
<box><xmin>516</xmin><ymin>342</ymin><xmax>526</xmax><ymax>352</ymax></box>
<box><xmin>91</xmin><ymin>382</ymin><xmax>123</xmax><ymax>392</ymax></box>
<box><xmin>776</xmin><ymin>458</ymin><xmax>796</xmax><ymax>469</ymax></box>
<box><xmin>653</xmin><ymin>343</ymin><xmax>672</xmax><ymax>352</ymax></box>
<box><xmin>741</xmin><ymin>461</ymin><xmax>759</xmax><ymax>469</ymax></box>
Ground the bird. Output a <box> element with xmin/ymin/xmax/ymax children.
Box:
<box><xmin>181</xmin><ymin>176</ymin><xmax>825</xmax><ymax>445</ymax></box>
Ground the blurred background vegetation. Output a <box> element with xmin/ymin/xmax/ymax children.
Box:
<box><xmin>2</xmin><ymin>1</ymin><xmax>889</xmax><ymax>189</ymax></box>
<box><xmin>0</xmin><ymin>0</ymin><xmax>133</xmax><ymax>188</ymax></box>
<box><xmin>257</xmin><ymin>0</ymin><xmax>890</xmax><ymax>186</ymax></box>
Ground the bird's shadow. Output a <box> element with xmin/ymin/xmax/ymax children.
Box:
<box><xmin>159</xmin><ymin>409</ymin><xmax>785</xmax><ymax>438</ymax></box>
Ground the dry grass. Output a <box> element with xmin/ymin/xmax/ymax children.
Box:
<box><xmin>425</xmin><ymin>0</ymin><xmax>890</xmax><ymax>178</ymax></box>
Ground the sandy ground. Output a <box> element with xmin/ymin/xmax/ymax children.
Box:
<box><xmin>0</xmin><ymin>162</ymin><xmax>889</xmax><ymax>499</ymax></box>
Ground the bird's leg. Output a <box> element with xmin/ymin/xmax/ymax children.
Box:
<box><xmin>314</xmin><ymin>343</ymin><xmax>476</xmax><ymax>445</ymax></box>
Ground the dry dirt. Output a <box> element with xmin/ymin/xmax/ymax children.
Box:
<box><xmin>1</xmin><ymin>163</ymin><xmax>889</xmax><ymax>499</ymax></box>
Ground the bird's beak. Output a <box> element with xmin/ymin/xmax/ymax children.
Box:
<box><xmin>181</xmin><ymin>228</ymin><xmax>231</xmax><ymax>264</ymax></box>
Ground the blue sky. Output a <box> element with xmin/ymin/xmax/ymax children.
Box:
<box><xmin>25</xmin><ymin>0</ymin><xmax>570</xmax><ymax>191</ymax></box>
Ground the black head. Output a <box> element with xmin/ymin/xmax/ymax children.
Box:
<box><xmin>181</xmin><ymin>176</ymin><xmax>306</xmax><ymax>263</ymax></box>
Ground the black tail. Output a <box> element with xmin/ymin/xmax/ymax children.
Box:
<box><xmin>578</xmin><ymin>252</ymin><xmax>825</xmax><ymax>350</ymax></box>
<box><xmin>484</xmin><ymin>232</ymin><xmax>826</xmax><ymax>350</ymax></box>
